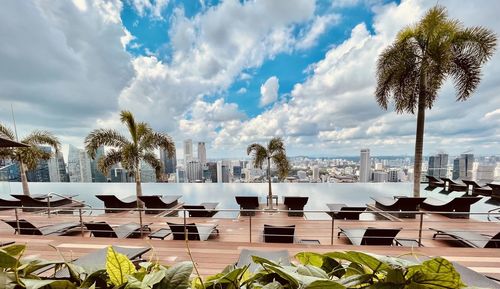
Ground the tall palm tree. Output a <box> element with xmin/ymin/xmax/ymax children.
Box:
<box><xmin>375</xmin><ymin>6</ymin><xmax>496</xmax><ymax>197</ymax></box>
<box><xmin>0</xmin><ymin>124</ymin><xmax>60</xmax><ymax>195</ymax></box>
<box><xmin>85</xmin><ymin>110</ymin><xmax>175</xmax><ymax>203</ymax></box>
<box><xmin>247</xmin><ymin>137</ymin><xmax>289</xmax><ymax>210</ymax></box>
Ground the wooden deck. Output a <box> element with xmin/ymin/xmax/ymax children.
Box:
<box><xmin>1</xmin><ymin>204</ymin><xmax>499</xmax><ymax>280</ymax></box>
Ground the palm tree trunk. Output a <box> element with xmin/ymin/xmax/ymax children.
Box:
<box><xmin>135</xmin><ymin>167</ymin><xmax>143</xmax><ymax>208</ymax></box>
<box><xmin>267</xmin><ymin>157</ymin><xmax>273</xmax><ymax>210</ymax></box>
<box><xmin>413</xmin><ymin>93</ymin><xmax>426</xmax><ymax>197</ymax></box>
<box><xmin>20</xmin><ymin>161</ymin><xmax>30</xmax><ymax>196</ymax></box>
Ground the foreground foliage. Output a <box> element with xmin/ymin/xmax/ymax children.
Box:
<box><xmin>0</xmin><ymin>244</ymin><xmax>481</xmax><ymax>288</ymax></box>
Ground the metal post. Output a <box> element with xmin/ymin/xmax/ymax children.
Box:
<box><xmin>249</xmin><ymin>214</ymin><xmax>252</xmax><ymax>243</ymax></box>
<box><xmin>418</xmin><ymin>212</ymin><xmax>424</xmax><ymax>247</ymax></box>
<box><xmin>331</xmin><ymin>216</ymin><xmax>335</xmax><ymax>245</ymax></box>
<box><xmin>183</xmin><ymin>210</ymin><xmax>187</xmax><ymax>240</ymax></box>
<box><xmin>47</xmin><ymin>196</ymin><xmax>51</xmax><ymax>218</ymax></box>
<box><xmin>15</xmin><ymin>208</ymin><xmax>20</xmax><ymax>235</ymax></box>
<box><xmin>139</xmin><ymin>207</ymin><xmax>144</xmax><ymax>238</ymax></box>
<box><xmin>79</xmin><ymin>208</ymin><xmax>84</xmax><ymax>237</ymax></box>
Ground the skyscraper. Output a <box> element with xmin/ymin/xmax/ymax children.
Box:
<box><xmin>459</xmin><ymin>153</ymin><xmax>474</xmax><ymax>179</ymax></box>
<box><xmin>183</xmin><ymin>139</ymin><xmax>193</xmax><ymax>164</ymax></box>
<box><xmin>359</xmin><ymin>149</ymin><xmax>370</xmax><ymax>182</ymax></box>
<box><xmin>90</xmin><ymin>146</ymin><xmax>106</xmax><ymax>182</ymax></box>
<box><xmin>26</xmin><ymin>146</ymin><xmax>51</xmax><ymax>182</ymax></box>
<box><xmin>68</xmin><ymin>144</ymin><xmax>92</xmax><ymax>182</ymax></box>
<box><xmin>312</xmin><ymin>165</ymin><xmax>320</xmax><ymax>182</ymax></box>
<box><xmin>452</xmin><ymin>158</ymin><xmax>460</xmax><ymax>179</ymax></box>
<box><xmin>160</xmin><ymin>148</ymin><xmax>177</xmax><ymax>174</ymax></box>
<box><xmin>197</xmin><ymin>142</ymin><xmax>206</xmax><ymax>165</ymax></box>
<box><xmin>48</xmin><ymin>150</ymin><xmax>68</xmax><ymax>182</ymax></box>
<box><xmin>186</xmin><ymin>160</ymin><xmax>202</xmax><ymax>182</ymax></box>
<box><xmin>427</xmin><ymin>153</ymin><xmax>448</xmax><ymax>178</ymax></box>
<box><xmin>207</xmin><ymin>162</ymin><xmax>217</xmax><ymax>183</ymax></box>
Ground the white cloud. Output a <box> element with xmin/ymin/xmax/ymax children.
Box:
<box><xmin>131</xmin><ymin>0</ymin><xmax>169</xmax><ymax>19</ymax></box>
<box><xmin>260</xmin><ymin>76</ymin><xmax>280</xmax><ymax>107</ymax></box>
<box><xmin>237</xmin><ymin>87</ymin><xmax>247</xmax><ymax>94</ymax></box>
<box><xmin>296</xmin><ymin>14</ymin><xmax>341</xmax><ymax>50</ymax></box>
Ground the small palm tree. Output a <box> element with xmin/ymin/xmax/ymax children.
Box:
<box><xmin>0</xmin><ymin>124</ymin><xmax>60</xmax><ymax>195</ymax></box>
<box><xmin>247</xmin><ymin>137</ymin><xmax>289</xmax><ymax>210</ymax></box>
<box><xmin>85</xmin><ymin>110</ymin><xmax>175</xmax><ymax>203</ymax></box>
<box><xmin>375</xmin><ymin>6</ymin><xmax>496</xmax><ymax>197</ymax></box>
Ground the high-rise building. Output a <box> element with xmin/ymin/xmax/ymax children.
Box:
<box><xmin>312</xmin><ymin>166</ymin><xmax>320</xmax><ymax>182</ymax></box>
<box><xmin>387</xmin><ymin>169</ymin><xmax>401</xmax><ymax>182</ymax></box>
<box><xmin>79</xmin><ymin>150</ymin><xmax>92</xmax><ymax>182</ymax></box>
<box><xmin>221</xmin><ymin>164</ymin><xmax>230</xmax><ymax>183</ymax></box>
<box><xmin>183</xmin><ymin>139</ymin><xmax>193</xmax><ymax>164</ymax></box>
<box><xmin>207</xmin><ymin>162</ymin><xmax>218</xmax><ymax>183</ymax></box>
<box><xmin>186</xmin><ymin>160</ymin><xmax>202</xmax><ymax>182</ymax></box>
<box><xmin>427</xmin><ymin>153</ymin><xmax>448</xmax><ymax>178</ymax></box>
<box><xmin>109</xmin><ymin>166</ymin><xmax>128</xmax><ymax>182</ymax></box>
<box><xmin>459</xmin><ymin>154</ymin><xmax>474</xmax><ymax>179</ymax></box>
<box><xmin>359</xmin><ymin>149</ymin><xmax>370</xmax><ymax>182</ymax></box>
<box><xmin>0</xmin><ymin>163</ymin><xmax>20</xmax><ymax>181</ymax></box>
<box><xmin>452</xmin><ymin>158</ymin><xmax>460</xmax><ymax>179</ymax></box>
<box><xmin>48</xmin><ymin>150</ymin><xmax>68</xmax><ymax>182</ymax></box>
<box><xmin>26</xmin><ymin>146</ymin><xmax>51</xmax><ymax>182</ymax></box>
<box><xmin>475</xmin><ymin>164</ymin><xmax>495</xmax><ymax>182</ymax></box>
<box><xmin>90</xmin><ymin>146</ymin><xmax>106</xmax><ymax>182</ymax></box>
<box><xmin>197</xmin><ymin>142</ymin><xmax>206</xmax><ymax>165</ymax></box>
<box><xmin>373</xmin><ymin>171</ymin><xmax>387</xmax><ymax>183</ymax></box>
<box><xmin>140</xmin><ymin>161</ymin><xmax>156</xmax><ymax>183</ymax></box>
<box><xmin>160</xmin><ymin>148</ymin><xmax>177</xmax><ymax>174</ymax></box>
<box><xmin>67</xmin><ymin>145</ymin><xmax>92</xmax><ymax>182</ymax></box>
<box><xmin>176</xmin><ymin>165</ymin><xmax>186</xmax><ymax>183</ymax></box>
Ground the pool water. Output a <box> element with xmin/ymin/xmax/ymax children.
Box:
<box><xmin>1</xmin><ymin>182</ymin><xmax>498</xmax><ymax>220</ymax></box>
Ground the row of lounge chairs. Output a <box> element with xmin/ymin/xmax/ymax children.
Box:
<box><xmin>235</xmin><ymin>196</ymin><xmax>310</xmax><ymax>216</ymax></box>
<box><xmin>0</xmin><ymin>194</ymin><xmax>80</xmax><ymax>212</ymax></box>
<box><xmin>427</xmin><ymin>175</ymin><xmax>500</xmax><ymax>198</ymax></box>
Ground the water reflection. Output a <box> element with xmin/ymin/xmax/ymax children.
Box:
<box><xmin>0</xmin><ymin>182</ymin><xmax>497</xmax><ymax>221</ymax></box>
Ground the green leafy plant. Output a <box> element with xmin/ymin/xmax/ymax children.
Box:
<box><xmin>0</xmin><ymin>244</ymin><xmax>486</xmax><ymax>289</ymax></box>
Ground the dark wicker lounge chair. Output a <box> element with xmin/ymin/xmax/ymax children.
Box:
<box><xmin>487</xmin><ymin>183</ymin><xmax>500</xmax><ymax>199</ymax></box>
<box><xmin>138</xmin><ymin>195</ymin><xmax>182</xmax><ymax>215</ymax></box>
<box><xmin>0</xmin><ymin>197</ymin><xmax>20</xmax><ymax>210</ymax></box>
<box><xmin>426</xmin><ymin>175</ymin><xmax>445</xmax><ymax>187</ymax></box>
<box><xmin>167</xmin><ymin>222</ymin><xmax>219</xmax><ymax>241</ymax></box>
<box><xmin>430</xmin><ymin>228</ymin><xmax>500</xmax><ymax>248</ymax></box>
<box><xmin>421</xmin><ymin>197</ymin><xmax>481</xmax><ymax>218</ymax></box>
<box><xmin>327</xmin><ymin>204</ymin><xmax>366</xmax><ymax>220</ymax></box>
<box><xmin>11</xmin><ymin>194</ymin><xmax>77</xmax><ymax>212</ymax></box>
<box><xmin>338</xmin><ymin>227</ymin><xmax>402</xmax><ymax>246</ymax></box>
<box><xmin>235</xmin><ymin>196</ymin><xmax>260</xmax><ymax>216</ymax></box>
<box><xmin>95</xmin><ymin>195</ymin><xmax>137</xmax><ymax>213</ymax></box>
<box><xmin>84</xmin><ymin>221</ymin><xmax>150</xmax><ymax>238</ymax></box>
<box><xmin>462</xmin><ymin>180</ymin><xmax>492</xmax><ymax>196</ymax></box>
<box><xmin>441</xmin><ymin>177</ymin><xmax>467</xmax><ymax>191</ymax></box>
<box><xmin>372</xmin><ymin>196</ymin><xmax>426</xmax><ymax>218</ymax></box>
<box><xmin>2</xmin><ymin>219</ymin><xmax>80</xmax><ymax>236</ymax></box>
<box><xmin>1</xmin><ymin>241</ymin><xmax>15</xmax><ymax>247</ymax></box>
<box><xmin>42</xmin><ymin>246</ymin><xmax>151</xmax><ymax>278</ymax></box>
<box><xmin>183</xmin><ymin>202</ymin><xmax>219</xmax><ymax>217</ymax></box>
<box><xmin>283</xmin><ymin>196</ymin><xmax>308</xmax><ymax>216</ymax></box>
<box><xmin>236</xmin><ymin>249</ymin><xmax>290</xmax><ymax>272</ymax></box>
<box><xmin>263</xmin><ymin>224</ymin><xmax>295</xmax><ymax>243</ymax></box>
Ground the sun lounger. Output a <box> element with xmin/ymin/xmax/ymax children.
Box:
<box><xmin>95</xmin><ymin>195</ymin><xmax>137</xmax><ymax>213</ymax></box>
<box><xmin>2</xmin><ymin>219</ymin><xmax>80</xmax><ymax>236</ymax></box>
<box><xmin>0</xmin><ymin>197</ymin><xmax>20</xmax><ymax>210</ymax></box>
<box><xmin>426</xmin><ymin>175</ymin><xmax>445</xmax><ymax>187</ymax></box>
<box><xmin>11</xmin><ymin>194</ymin><xmax>78</xmax><ymax>212</ymax></box>
<box><xmin>421</xmin><ymin>197</ymin><xmax>481</xmax><ymax>218</ymax></box>
<box><xmin>263</xmin><ymin>224</ymin><xmax>295</xmax><ymax>243</ymax></box>
<box><xmin>283</xmin><ymin>196</ymin><xmax>308</xmax><ymax>217</ymax></box>
<box><xmin>167</xmin><ymin>222</ymin><xmax>219</xmax><ymax>241</ymax></box>
<box><xmin>441</xmin><ymin>177</ymin><xmax>467</xmax><ymax>191</ymax></box>
<box><xmin>236</xmin><ymin>249</ymin><xmax>290</xmax><ymax>272</ymax></box>
<box><xmin>430</xmin><ymin>228</ymin><xmax>500</xmax><ymax>248</ymax></box>
<box><xmin>372</xmin><ymin>196</ymin><xmax>425</xmax><ymax>218</ymax></box>
<box><xmin>338</xmin><ymin>227</ymin><xmax>402</xmax><ymax>246</ymax></box>
<box><xmin>462</xmin><ymin>180</ymin><xmax>492</xmax><ymax>196</ymax></box>
<box><xmin>487</xmin><ymin>183</ymin><xmax>500</xmax><ymax>199</ymax></box>
<box><xmin>183</xmin><ymin>202</ymin><xmax>219</xmax><ymax>217</ymax></box>
<box><xmin>327</xmin><ymin>203</ymin><xmax>366</xmax><ymax>220</ymax></box>
<box><xmin>84</xmin><ymin>221</ymin><xmax>150</xmax><ymax>238</ymax></box>
<box><xmin>235</xmin><ymin>196</ymin><xmax>259</xmax><ymax>216</ymax></box>
<box><xmin>137</xmin><ymin>195</ymin><xmax>182</xmax><ymax>215</ymax></box>
<box><xmin>35</xmin><ymin>246</ymin><xmax>151</xmax><ymax>278</ymax></box>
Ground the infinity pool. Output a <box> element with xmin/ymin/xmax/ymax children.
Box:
<box><xmin>1</xmin><ymin>182</ymin><xmax>498</xmax><ymax>220</ymax></box>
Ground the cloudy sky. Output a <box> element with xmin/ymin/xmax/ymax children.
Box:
<box><xmin>0</xmin><ymin>0</ymin><xmax>499</xmax><ymax>159</ymax></box>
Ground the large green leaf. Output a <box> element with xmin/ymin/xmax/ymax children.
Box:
<box><xmin>337</xmin><ymin>274</ymin><xmax>372</xmax><ymax>287</ymax></box>
<box><xmin>261</xmin><ymin>281</ymin><xmax>284</xmax><ymax>289</ymax></box>
<box><xmin>295</xmin><ymin>265</ymin><xmax>329</xmax><ymax>279</ymax></box>
<box><xmin>305</xmin><ymin>280</ymin><xmax>345</xmax><ymax>289</ymax></box>
<box><xmin>0</xmin><ymin>251</ymin><xmax>18</xmax><ymax>269</ymax></box>
<box><xmin>1</xmin><ymin>244</ymin><xmax>26</xmax><ymax>256</ymax></box>
<box><xmin>21</xmin><ymin>278</ymin><xmax>76</xmax><ymax>289</ymax></box>
<box><xmin>106</xmin><ymin>246</ymin><xmax>137</xmax><ymax>286</ymax></box>
<box><xmin>80</xmin><ymin>269</ymin><xmax>108</xmax><ymax>289</ymax></box>
<box><xmin>326</xmin><ymin>251</ymin><xmax>389</xmax><ymax>272</ymax></box>
<box><xmin>157</xmin><ymin>261</ymin><xmax>192</xmax><ymax>289</ymax></box>
<box><xmin>406</xmin><ymin>258</ymin><xmax>465</xmax><ymax>289</ymax></box>
<box><xmin>295</xmin><ymin>252</ymin><xmax>324</xmax><ymax>268</ymax></box>
<box><xmin>0</xmin><ymin>272</ymin><xmax>17</xmax><ymax>289</ymax></box>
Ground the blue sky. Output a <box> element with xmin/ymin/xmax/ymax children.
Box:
<box><xmin>0</xmin><ymin>0</ymin><xmax>499</xmax><ymax>159</ymax></box>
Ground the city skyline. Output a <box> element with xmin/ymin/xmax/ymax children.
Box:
<box><xmin>0</xmin><ymin>1</ymin><xmax>499</xmax><ymax>158</ymax></box>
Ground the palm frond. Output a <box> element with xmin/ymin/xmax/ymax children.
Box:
<box><xmin>121</xmin><ymin>143</ymin><xmax>138</xmax><ymax>172</ymax></box>
<box><xmin>85</xmin><ymin>129</ymin><xmax>129</xmax><ymax>158</ymax></box>
<box><xmin>22</xmin><ymin>130</ymin><xmax>60</xmax><ymax>152</ymax></box>
<box><xmin>267</xmin><ymin>137</ymin><xmax>285</xmax><ymax>155</ymax></box>
<box><xmin>98</xmin><ymin>149</ymin><xmax>122</xmax><ymax>176</ymax></box>
<box><xmin>143</xmin><ymin>152</ymin><xmax>162</xmax><ymax>180</ymax></box>
<box><xmin>247</xmin><ymin>143</ymin><xmax>267</xmax><ymax>169</ymax></box>
<box><xmin>120</xmin><ymin>110</ymin><xmax>137</xmax><ymax>144</ymax></box>
<box><xmin>0</xmin><ymin>123</ymin><xmax>15</xmax><ymax>140</ymax></box>
<box><xmin>272</xmin><ymin>151</ymin><xmax>289</xmax><ymax>181</ymax></box>
<box><xmin>20</xmin><ymin>146</ymin><xmax>52</xmax><ymax>171</ymax></box>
